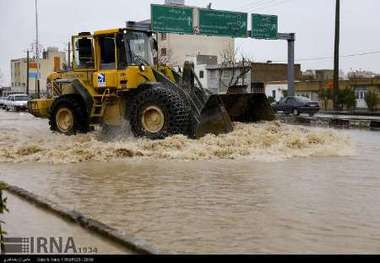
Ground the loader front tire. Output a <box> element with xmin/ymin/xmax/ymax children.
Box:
<box><xmin>49</xmin><ymin>95</ymin><xmax>90</xmax><ymax>135</ymax></box>
<box><xmin>129</xmin><ymin>86</ymin><xmax>191</xmax><ymax>140</ymax></box>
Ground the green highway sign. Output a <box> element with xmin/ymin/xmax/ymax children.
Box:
<box><xmin>151</xmin><ymin>4</ymin><xmax>193</xmax><ymax>34</ymax></box>
<box><xmin>199</xmin><ymin>9</ymin><xmax>248</xmax><ymax>38</ymax></box>
<box><xmin>251</xmin><ymin>14</ymin><xmax>278</xmax><ymax>39</ymax></box>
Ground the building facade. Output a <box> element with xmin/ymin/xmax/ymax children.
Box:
<box><xmin>158</xmin><ymin>32</ymin><xmax>235</xmax><ymax>68</ymax></box>
<box><xmin>295</xmin><ymin>77</ymin><xmax>380</xmax><ymax>110</ymax></box>
<box><xmin>10</xmin><ymin>47</ymin><xmax>66</xmax><ymax>97</ymax></box>
<box><xmin>252</xmin><ymin>62</ymin><xmax>302</xmax><ymax>83</ymax></box>
<box><xmin>190</xmin><ymin>55</ymin><xmax>251</xmax><ymax>94</ymax></box>
<box><xmin>0</xmin><ymin>86</ymin><xmax>11</xmax><ymax>97</ymax></box>
<box><xmin>265</xmin><ymin>81</ymin><xmax>288</xmax><ymax>102</ymax></box>
<box><xmin>253</xmin><ymin>62</ymin><xmax>302</xmax><ymax>101</ymax></box>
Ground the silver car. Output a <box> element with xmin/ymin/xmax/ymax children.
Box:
<box><xmin>0</xmin><ymin>96</ymin><xmax>8</xmax><ymax>108</ymax></box>
<box><xmin>5</xmin><ymin>94</ymin><xmax>31</xmax><ymax>112</ymax></box>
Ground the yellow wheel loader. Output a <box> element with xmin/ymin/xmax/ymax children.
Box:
<box><xmin>28</xmin><ymin>22</ymin><xmax>275</xmax><ymax>139</ymax></box>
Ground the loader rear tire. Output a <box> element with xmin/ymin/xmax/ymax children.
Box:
<box><xmin>129</xmin><ymin>86</ymin><xmax>191</xmax><ymax>140</ymax></box>
<box><xmin>49</xmin><ymin>95</ymin><xmax>90</xmax><ymax>135</ymax></box>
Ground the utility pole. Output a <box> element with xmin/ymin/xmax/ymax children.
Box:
<box><xmin>26</xmin><ymin>50</ymin><xmax>30</xmax><ymax>95</ymax></box>
<box><xmin>333</xmin><ymin>0</ymin><xmax>340</xmax><ymax>110</ymax></box>
<box><xmin>34</xmin><ymin>0</ymin><xmax>41</xmax><ymax>98</ymax></box>
<box><xmin>67</xmin><ymin>42</ymin><xmax>71</xmax><ymax>70</ymax></box>
<box><xmin>35</xmin><ymin>0</ymin><xmax>39</xmax><ymax>59</ymax></box>
<box><xmin>287</xmin><ymin>33</ymin><xmax>295</xmax><ymax>97</ymax></box>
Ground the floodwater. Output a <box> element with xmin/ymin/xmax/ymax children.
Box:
<box><xmin>1</xmin><ymin>110</ymin><xmax>380</xmax><ymax>253</ymax></box>
<box><xmin>3</xmin><ymin>193</ymin><xmax>132</xmax><ymax>254</ymax></box>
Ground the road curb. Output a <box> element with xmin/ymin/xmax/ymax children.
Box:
<box><xmin>2</xmin><ymin>182</ymin><xmax>163</xmax><ymax>255</ymax></box>
<box><xmin>277</xmin><ymin>114</ymin><xmax>380</xmax><ymax>130</ymax></box>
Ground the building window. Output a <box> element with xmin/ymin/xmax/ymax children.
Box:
<box><xmin>272</xmin><ymin>90</ymin><xmax>276</xmax><ymax>98</ymax></box>
<box><xmin>161</xmin><ymin>33</ymin><xmax>167</xmax><ymax>41</ymax></box>
<box><xmin>209</xmin><ymin>71</ymin><xmax>217</xmax><ymax>81</ymax></box>
<box><xmin>161</xmin><ymin>48</ymin><xmax>167</xmax><ymax>57</ymax></box>
<box><xmin>222</xmin><ymin>71</ymin><xmax>232</xmax><ymax>84</ymax></box>
<box><xmin>199</xmin><ymin>70</ymin><xmax>204</xmax><ymax>79</ymax></box>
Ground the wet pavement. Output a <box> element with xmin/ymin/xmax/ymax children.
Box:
<box><xmin>1</xmin><ymin>192</ymin><xmax>132</xmax><ymax>254</ymax></box>
<box><xmin>1</xmin><ymin>110</ymin><xmax>380</xmax><ymax>253</ymax></box>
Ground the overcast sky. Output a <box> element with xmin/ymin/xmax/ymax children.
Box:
<box><xmin>1</xmin><ymin>0</ymin><xmax>380</xmax><ymax>85</ymax></box>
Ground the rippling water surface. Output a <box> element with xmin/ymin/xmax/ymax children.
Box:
<box><xmin>1</xmin><ymin>111</ymin><xmax>380</xmax><ymax>253</ymax></box>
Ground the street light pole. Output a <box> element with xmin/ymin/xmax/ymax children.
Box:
<box><xmin>287</xmin><ymin>33</ymin><xmax>295</xmax><ymax>97</ymax></box>
<box><xmin>26</xmin><ymin>50</ymin><xmax>30</xmax><ymax>95</ymax></box>
<box><xmin>333</xmin><ymin>0</ymin><xmax>340</xmax><ymax>110</ymax></box>
<box><xmin>34</xmin><ymin>0</ymin><xmax>41</xmax><ymax>98</ymax></box>
<box><xmin>35</xmin><ymin>0</ymin><xmax>39</xmax><ymax>59</ymax></box>
<box><xmin>278</xmin><ymin>33</ymin><xmax>296</xmax><ymax>97</ymax></box>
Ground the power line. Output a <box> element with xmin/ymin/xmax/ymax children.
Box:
<box><xmin>240</xmin><ymin>0</ymin><xmax>294</xmax><ymax>12</ymax></box>
<box><xmin>250</xmin><ymin>0</ymin><xmax>282</xmax><ymax>11</ymax></box>
<box><xmin>236</xmin><ymin>0</ymin><xmax>273</xmax><ymax>11</ymax></box>
<box><xmin>272</xmin><ymin>50</ymin><xmax>380</xmax><ymax>63</ymax></box>
<box><xmin>251</xmin><ymin>0</ymin><xmax>294</xmax><ymax>11</ymax></box>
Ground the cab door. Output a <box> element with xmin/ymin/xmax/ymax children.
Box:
<box><xmin>72</xmin><ymin>35</ymin><xmax>95</xmax><ymax>71</ymax></box>
<box><xmin>71</xmin><ymin>34</ymin><xmax>96</xmax><ymax>87</ymax></box>
<box><xmin>93</xmin><ymin>34</ymin><xmax>119</xmax><ymax>89</ymax></box>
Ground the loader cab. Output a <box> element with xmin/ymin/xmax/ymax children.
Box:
<box><xmin>72</xmin><ymin>28</ymin><xmax>155</xmax><ymax>89</ymax></box>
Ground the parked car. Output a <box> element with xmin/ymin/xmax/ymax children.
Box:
<box><xmin>272</xmin><ymin>96</ymin><xmax>320</xmax><ymax>116</ymax></box>
<box><xmin>4</xmin><ymin>94</ymin><xmax>31</xmax><ymax>112</ymax></box>
<box><xmin>0</xmin><ymin>96</ymin><xmax>8</xmax><ymax>108</ymax></box>
<box><xmin>1</xmin><ymin>96</ymin><xmax>12</xmax><ymax>110</ymax></box>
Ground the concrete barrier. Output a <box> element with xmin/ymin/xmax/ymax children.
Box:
<box><xmin>370</xmin><ymin>121</ymin><xmax>380</xmax><ymax>131</ymax></box>
<box><xmin>295</xmin><ymin>117</ymin><xmax>312</xmax><ymax>125</ymax></box>
<box><xmin>330</xmin><ymin>118</ymin><xmax>350</xmax><ymax>128</ymax></box>
<box><xmin>277</xmin><ymin>113</ymin><xmax>380</xmax><ymax>131</ymax></box>
<box><xmin>2</xmin><ymin>182</ymin><xmax>163</xmax><ymax>255</ymax></box>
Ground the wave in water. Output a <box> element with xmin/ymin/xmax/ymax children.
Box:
<box><xmin>0</xmin><ymin>121</ymin><xmax>354</xmax><ymax>164</ymax></box>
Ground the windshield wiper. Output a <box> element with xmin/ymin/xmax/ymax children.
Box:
<box><xmin>133</xmin><ymin>54</ymin><xmax>150</xmax><ymax>66</ymax></box>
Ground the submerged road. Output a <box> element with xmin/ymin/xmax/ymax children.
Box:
<box><xmin>2</xmin><ymin>193</ymin><xmax>132</xmax><ymax>254</ymax></box>
<box><xmin>1</xmin><ymin>110</ymin><xmax>380</xmax><ymax>253</ymax></box>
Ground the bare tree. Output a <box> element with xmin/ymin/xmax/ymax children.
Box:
<box><xmin>218</xmin><ymin>44</ymin><xmax>253</xmax><ymax>91</ymax></box>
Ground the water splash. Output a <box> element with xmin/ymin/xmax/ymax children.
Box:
<box><xmin>0</xmin><ymin>120</ymin><xmax>354</xmax><ymax>164</ymax></box>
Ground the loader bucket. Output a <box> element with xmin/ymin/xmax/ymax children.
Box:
<box><xmin>191</xmin><ymin>93</ymin><xmax>275</xmax><ymax>138</ymax></box>
<box><xmin>153</xmin><ymin>62</ymin><xmax>275</xmax><ymax>139</ymax></box>
<box><xmin>192</xmin><ymin>94</ymin><xmax>234</xmax><ymax>138</ymax></box>
<box><xmin>219</xmin><ymin>93</ymin><xmax>276</xmax><ymax>123</ymax></box>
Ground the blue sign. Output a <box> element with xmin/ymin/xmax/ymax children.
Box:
<box><xmin>97</xmin><ymin>73</ymin><xmax>106</xmax><ymax>87</ymax></box>
<box><xmin>28</xmin><ymin>72</ymin><xmax>40</xmax><ymax>79</ymax></box>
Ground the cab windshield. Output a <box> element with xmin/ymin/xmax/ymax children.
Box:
<box><xmin>125</xmin><ymin>31</ymin><xmax>154</xmax><ymax>66</ymax></box>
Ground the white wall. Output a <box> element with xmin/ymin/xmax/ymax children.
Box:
<box><xmin>158</xmin><ymin>33</ymin><xmax>234</xmax><ymax>68</ymax></box>
<box><xmin>194</xmin><ymin>66</ymin><xmax>251</xmax><ymax>94</ymax></box>
<box><xmin>266</xmin><ymin>83</ymin><xmax>288</xmax><ymax>102</ymax></box>
<box><xmin>193</xmin><ymin>64</ymin><xmax>208</xmax><ymax>89</ymax></box>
